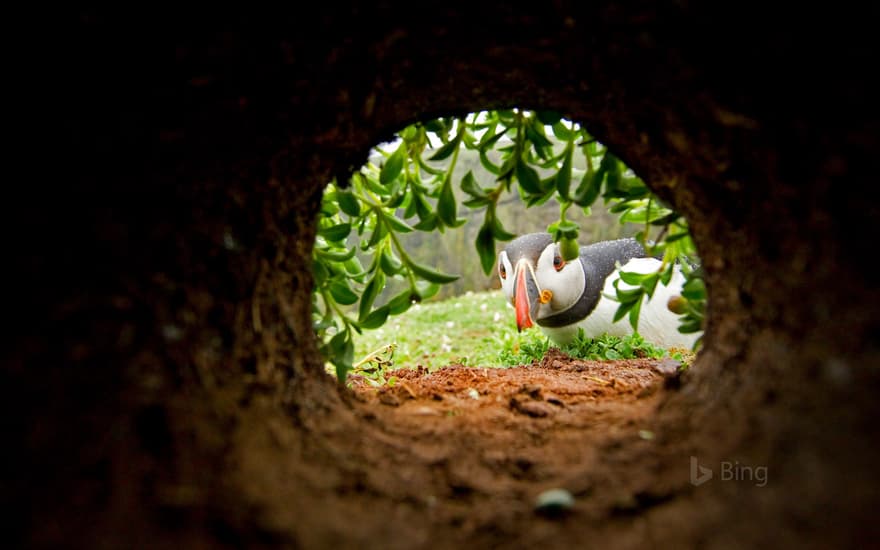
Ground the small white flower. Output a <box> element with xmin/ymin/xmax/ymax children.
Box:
<box><xmin>480</xmin><ymin>303</ymin><xmax>488</xmax><ymax>312</ymax></box>
<box><xmin>445</xmin><ymin>321</ymin><xmax>455</xmax><ymax>329</ymax></box>
<box><xmin>493</xmin><ymin>312</ymin><xmax>502</xmax><ymax>322</ymax></box>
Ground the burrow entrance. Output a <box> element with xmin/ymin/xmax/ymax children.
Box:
<box><xmin>16</xmin><ymin>8</ymin><xmax>880</xmax><ymax>549</ymax></box>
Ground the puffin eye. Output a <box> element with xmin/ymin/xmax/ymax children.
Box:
<box><xmin>499</xmin><ymin>264</ymin><xmax>507</xmax><ymax>279</ymax></box>
<box><xmin>553</xmin><ymin>255</ymin><xmax>565</xmax><ymax>271</ymax></box>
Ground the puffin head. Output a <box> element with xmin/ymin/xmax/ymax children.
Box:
<box><xmin>499</xmin><ymin>233</ymin><xmax>586</xmax><ymax>331</ymax></box>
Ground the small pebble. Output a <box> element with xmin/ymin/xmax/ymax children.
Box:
<box><xmin>653</xmin><ymin>358</ymin><xmax>681</xmax><ymax>376</ymax></box>
<box><xmin>467</xmin><ymin>388</ymin><xmax>480</xmax><ymax>400</ymax></box>
<box><xmin>639</xmin><ymin>430</ymin><xmax>655</xmax><ymax>440</ymax></box>
<box><xmin>535</xmin><ymin>488</ymin><xmax>574</xmax><ymax>515</ymax></box>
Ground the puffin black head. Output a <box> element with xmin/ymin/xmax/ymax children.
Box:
<box><xmin>498</xmin><ymin>233</ymin><xmax>553</xmax><ymax>331</ymax></box>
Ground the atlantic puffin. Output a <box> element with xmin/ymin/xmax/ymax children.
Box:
<box><xmin>498</xmin><ymin>233</ymin><xmax>700</xmax><ymax>349</ymax></box>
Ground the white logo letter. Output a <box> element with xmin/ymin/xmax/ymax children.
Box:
<box><xmin>690</xmin><ymin>456</ymin><xmax>713</xmax><ymax>486</ymax></box>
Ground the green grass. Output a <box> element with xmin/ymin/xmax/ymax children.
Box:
<box><xmin>352</xmin><ymin>290</ymin><xmax>519</xmax><ymax>370</ymax></box>
<box><xmin>350</xmin><ymin>290</ymin><xmax>691</xmax><ymax>376</ymax></box>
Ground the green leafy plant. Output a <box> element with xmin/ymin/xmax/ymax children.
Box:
<box><xmin>565</xmin><ymin>331</ymin><xmax>668</xmax><ymax>361</ymax></box>
<box><xmin>313</xmin><ymin>110</ymin><xmax>705</xmax><ymax>382</ymax></box>
<box><xmin>665</xmin><ymin>261</ymin><xmax>706</xmax><ymax>347</ymax></box>
<box><xmin>497</xmin><ymin>329</ymin><xmax>552</xmax><ymax>366</ymax></box>
<box><xmin>600</xmin><ymin>170</ymin><xmax>703</xmax><ymax>339</ymax></box>
<box><xmin>342</xmin><ymin>343</ymin><xmax>399</xmax><ymax>387</ymax></box>
<box><xmin>498</xmin><ymin>329</ymin><xmax>673</xmax><ymax>366</ymax></box>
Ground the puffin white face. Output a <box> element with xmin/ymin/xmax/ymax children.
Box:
<box><xmin>498</xmin><ymin>239</ymin><xmax>586</xmax><ymax>331</ymax></box>
<box><xmin>497</xmin><ymin>250</ymin><xmax>516</xmax><ymax>303</ymax></box>
<box><xmin>534</xmin><ymin>242</ymin><xmax>586</xmax><ymax>315</ymax></box>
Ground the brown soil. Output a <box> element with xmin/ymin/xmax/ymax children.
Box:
<box><xmin>232</xmin><ymin>350</ymin><xmax>702</xmax><ymax>548</ymax></box>
<box><xmin>348</xmin><ymin>350</ymin><xmax>677</xmax><ymax>518</ymax></box>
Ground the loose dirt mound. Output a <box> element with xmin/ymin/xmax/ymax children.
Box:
<box><xmin>325</xmin><ymin>349</ymin><xmax>686</xmax><ymax>546</ymax></box>
<box><xmin>350</xmin><ymin>349</ymin><xmax>673</xmax><ymax>419</ymax></box>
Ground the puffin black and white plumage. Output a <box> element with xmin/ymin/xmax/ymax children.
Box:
<box><xmin>498</xmin><ymin>233</ymin><xmax>700</xmax><ymax>349</ymax></box>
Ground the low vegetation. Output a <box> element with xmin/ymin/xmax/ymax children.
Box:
<box><xmin>340</xmin><ymin>290</ymin><xmax>692</xmax><ymax>387</ymax></box>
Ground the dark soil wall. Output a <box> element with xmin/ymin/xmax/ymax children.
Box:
<box><xmin>8</xmin><ymin>5</ymin><xmax>880</xmax><ymax>548</ymax></box>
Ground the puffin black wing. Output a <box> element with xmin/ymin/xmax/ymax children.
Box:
<box><xmin>537</xmin><ymin>238</ymin><xmax>647</xmax><ymax>328</ymax></box>
<box><xmin>579</xmin><ymin>238</ymin><xmax>647</xmax><ymax>282</ymax></box>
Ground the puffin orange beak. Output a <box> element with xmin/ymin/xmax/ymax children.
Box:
<box><xmin>514</xmin><ymin>261</ymin><xmax>540</xmax><ymax>332</ymax></box>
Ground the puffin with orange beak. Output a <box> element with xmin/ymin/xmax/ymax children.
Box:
<box><xmin>498</xmin><ymin>233</ymin><xmax>700</xmax><ymax>349</ymax></box>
